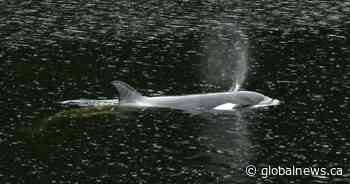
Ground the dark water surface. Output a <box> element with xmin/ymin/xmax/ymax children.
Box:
<box><xmin>1</xmin><ymin>1</ymin><xmax>350</xmax><ymax>183</ymax></box>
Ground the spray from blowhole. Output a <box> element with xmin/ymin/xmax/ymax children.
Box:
<box><xmin>201</xmin><ymin>21</ymin><xmax>248</xmax><ymax>92</ymax></box>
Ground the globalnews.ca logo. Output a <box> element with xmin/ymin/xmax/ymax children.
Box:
<box><xmin>245</xmin><ymin>165</ymin><xmax>343</xmax><ymax>178</ymax></box>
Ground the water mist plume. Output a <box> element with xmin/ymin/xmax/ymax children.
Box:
<box><xmin>201</xmin><ymin>20</ymin><xmax>248</xmax><ymax>91</ymax></box>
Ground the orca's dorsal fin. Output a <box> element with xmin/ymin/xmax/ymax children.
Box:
<box><xmin>111</xmin><ymin>81</ymin><xmax>143</xmax><ymax>102</ymax></box>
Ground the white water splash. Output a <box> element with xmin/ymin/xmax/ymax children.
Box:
<box><xmin>60</xmin><ymin>99</ymin><xmax>119</xmax><ymax>107</ymax></box>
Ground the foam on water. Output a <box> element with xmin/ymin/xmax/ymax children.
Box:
<box><xmin>60</xmin><ymin>99</ymin><xmax>119</xmax><ymax>107</ymax></box>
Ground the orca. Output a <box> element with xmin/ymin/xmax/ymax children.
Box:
<box><xmin>114</xmin><ymin>81</ymin><xmax>279</xmax><ymax>111</ymax></box>
<box><xmin>61</xmin><ymin>81</ymin><xmax>280</xmax><ymax>111</ymax></box>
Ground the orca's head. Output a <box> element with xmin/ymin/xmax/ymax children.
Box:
<box><xmin>234</xmin><ymin>91</ymin><xmax>280</xmax><ymax>108</ymax></box>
